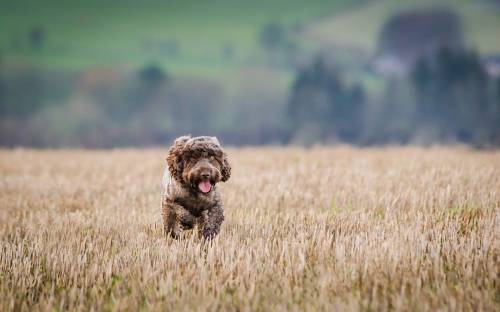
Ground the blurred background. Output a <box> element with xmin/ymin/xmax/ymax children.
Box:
<box><xmin>0</xmin><ymin>0</ymin><xmax>499</xmax><ymax>147</ymax></box>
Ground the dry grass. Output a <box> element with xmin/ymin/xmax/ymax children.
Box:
<box><xmin>0</xmin><ymin>147</ymin><xmax>499</xmax><ymax>311</ymax></box>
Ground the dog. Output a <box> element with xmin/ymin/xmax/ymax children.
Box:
<box><xmin>161</xmin><ymin>135</ymin><xmax>231</xmax><ymax>239</ymax></box>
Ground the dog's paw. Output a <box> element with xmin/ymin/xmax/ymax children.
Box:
<box><xmin>179</xmin><ymin>213</ymin><xmax>196</xmax><ymax>229</ymax></box>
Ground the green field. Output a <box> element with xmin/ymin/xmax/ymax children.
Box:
<box><xmin>0</xmin><ymin>0</ymin><xmax>355</xmax><ymax>73</ymax></box>
<box><xmin>1</xmin><ymin>0</ymin><xmax>499</xmax><ymax>76</ymax></box>
<box><xmin>303</xmin><ymin>0</ymin><xmax>500</xmax><ymax>54</ymax></box>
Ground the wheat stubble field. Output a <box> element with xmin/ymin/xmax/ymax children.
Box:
<box><xmin>0</xmin><ymin>147</ymin><xmax>499</xmax><ymax>311</ymax></box>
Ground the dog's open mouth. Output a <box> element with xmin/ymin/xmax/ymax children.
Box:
<box><xmin>198</xmin><ymin>180</ymin><xmax>212</xmax><ymax>193</ymax></box>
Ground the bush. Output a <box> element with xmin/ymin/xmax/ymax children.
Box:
<box><xmin>288</xmin><ymin>57</ymin><xmax>365</xmax><ymax>144</ymax></box>
<box><xmin>377</xmin><ymin>9</ymin><xmax>463</xmax><ymax>63</ymax></box>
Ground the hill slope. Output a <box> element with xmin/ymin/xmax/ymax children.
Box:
<box><xmin>0</xmin><ymin>0</ymin><xmax>357</xmax><ymax>72</ymax></box>
<box><xmin>302</xmin><ymin>0</ymin><xmax>500</xmax><ymax>54</ymax></box>
<box><xmin>1</xmin><ymin>0</ymin><xmax>498</xmax><ymax>74</ymax></box>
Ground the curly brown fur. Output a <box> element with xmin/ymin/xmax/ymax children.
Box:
<box><xmin>161</xmin><ymin>135</ymin><xmax>231</xmax><ymax>240</ymax></box>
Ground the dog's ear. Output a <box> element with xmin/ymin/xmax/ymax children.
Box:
<box><xmin>211</xmin><ymin>136</ymin><xmax>221</xmax><ymax>146</ymax></box>
<box><xmin>167</xmin><ymin>135</ymin><xmax>191</xmax><ymax>182</ymax></box>
<box><xmin>220</xmin><ymin>150</ymin><xmax>231</xmax><ymax>182</ymax></box>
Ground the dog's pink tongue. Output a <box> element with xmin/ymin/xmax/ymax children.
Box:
<box><xmin>198</xmin><ymin>180</ymin><xmax>212</xmax><ymax>193</ymax></box>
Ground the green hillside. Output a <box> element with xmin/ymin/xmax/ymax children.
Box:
<box><xmin>1</xmin><ymin>0</ymin><xmax>498</xmax><ymax>75</ymax></box>
<box><xmin>0</xmin><ymin>0</ymin><xmax>358</xmax><ymax>73</ymax></box>
<box><xmin>302</xmin><ymin>0</ymin><xmax>500</xmax><ymax>54</ymax></box>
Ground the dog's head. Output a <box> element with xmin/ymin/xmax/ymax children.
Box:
<box><xmin>167</xmin><ymin>135</ymin><xmax>231</xmax><ymax>193</ymax></box>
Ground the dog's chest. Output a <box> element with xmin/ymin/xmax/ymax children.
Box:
<box><xmin>176</xmin><ymin>193</ymin><xmax>215</xmax><ymax>217</ymax></box>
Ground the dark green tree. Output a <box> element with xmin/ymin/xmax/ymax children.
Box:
<box><xmin>28</xmin><ymin>26</ymin><xmax>45</xmax><ymax>51</ymax></box>
<box><xmin>378</xmin><ymin>9</ymin><xmax>463</xmax><ymax>63</ymax></box>
<box><xmin>410</xmin><ymin>47</ymin><xmax>496</xmax><ymax>144</ymax></box>
<box><xmin>0</xmin><ymin>68</ymin><xmax>44</xmax><ymax>118</ymax></box>
<box><xmin>288</xmin><ymin>57</ymin><xmax>365</xmax><ymax>143</ymax></box>
<box><xmin>259</xmin><ymin>22</ymin><xmax>285</xmax><ymax>51</ymax></box>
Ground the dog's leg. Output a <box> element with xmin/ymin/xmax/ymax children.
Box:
<box><xmin>199</xmin><ymin>202</ymin><xmax>224</xmax><ymax>240</ymax></box>
<box><xmin>163</xmin><ymin>199</ymin><xmax>196</xmax><ymax>238</ymax></box>
<box><xmin>162</xmin><ymin>200</ymin><xmax>181</xmax><ymax>238</ymax></box>
<box><xmin>177</xmin><ymin>210</ymin><xmax>196</xmax><ymax>231</ymax></box>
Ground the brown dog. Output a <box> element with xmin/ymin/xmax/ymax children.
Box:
<box><xmin>161</xmin><ymin>135</ymin><xmax>231</xmax><ymax>239</ymax></box>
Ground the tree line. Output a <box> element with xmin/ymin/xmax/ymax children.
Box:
<box><xmin>1</xmin><ymin>8</ymin><xmax>499</xmax><ymax>147</ymax></box>
<box><xmin>288</xmin><ymin>48</ymin><xmax>500</xmax><ymax>146</ymax></box>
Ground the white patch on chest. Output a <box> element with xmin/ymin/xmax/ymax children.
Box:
<box><xmin>162</xmin><ymin>167</ymin><xmax>172</xmax><ymax>195</ymax></box>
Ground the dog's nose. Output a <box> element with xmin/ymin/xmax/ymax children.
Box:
<box><xmin>201</xmin><ymin>173</ymin><xmax>210</xmax><ymax>179</ymax></box>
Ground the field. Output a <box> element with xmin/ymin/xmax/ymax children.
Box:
<box><xmin>1</xmin><ymin>0</ymin><xmax>499</xmax><ymax>74</ymax></box>
<box><xmin>303</xmin><ymin>0</ymin><xmax>500</xmax><ymax>54</ymax></box>
<box><xmin>0</xmin><ymin>147</ymin><xmax>499</xmax><ymax>311</ymax></box>
<box><xmin>0</xmin><ymin>0</ymin><xmax>354</xmax><ymax>72</ymax></box>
